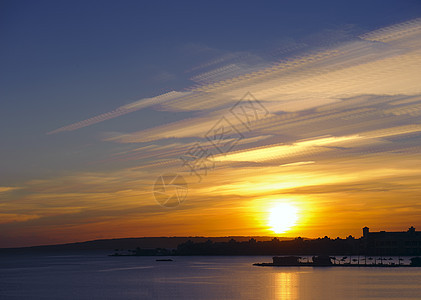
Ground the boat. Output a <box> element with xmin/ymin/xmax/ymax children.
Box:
<box><xmin>156</xmin><ymin>258</ymin><xmax>173</xmax><ymax>262</ymax></box>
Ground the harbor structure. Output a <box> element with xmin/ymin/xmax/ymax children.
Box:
<box><xmin>361</xmin><ymin>226</ymin><xmax>421</xmax><ymax>256</ymax></box>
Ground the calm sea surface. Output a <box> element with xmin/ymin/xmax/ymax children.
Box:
<box><xmin>1</xmin><ymin>254</ymin><xmax>420</xmax><ymax>299</ymax></box>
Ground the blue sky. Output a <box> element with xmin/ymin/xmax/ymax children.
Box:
<box><xmin>1</xmin><ymin>0</ymin><xmax>419</xmax><ymax>178</ymax></box>
<box><xmin>1</xmin><ymin>1</ymin><xmax>421</xmax><ymax>247</ymax></box>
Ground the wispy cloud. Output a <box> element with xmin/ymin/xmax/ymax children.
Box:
<box><xmin>0</xmin><ymin>186</ymin><xmax>21</xmax><ymax>193</ymax></box>
<box><xmin>48</xmin><ymin>18</ymin><xmax>421</xmax><ymax>139</ymax></box>
<box><xmin>47</xmin><ymin>91</ymin><xmax>193</xmax><ymax>134</ymax></box>
<box><xmin>11</xmin><ymin>18</ymin><xmax>421</xmax><ymax>245</ymax></box>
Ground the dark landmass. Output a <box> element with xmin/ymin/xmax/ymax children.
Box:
<box><xmin>0</xmin><ymin>236</ymin><xmax>288</xmax><ymax>255</ymax></box>
<box><xmin>112</xmin><ymin>226</ymin><xmax>421</xmax><ymax>257</ymax></box>
<box><xmin>172</xmin><ymin>236</ymin><xmax>359</xmax><ymax>256</ymax></box>
<box><xmin>112</xmin><ymin>236</ymin><xmax>359</xmax><ymax>256</ymax></box>
<box><xmin>3</xmin><ymin>227</ymin><xmax>421</xmax><ymax>257</ymax></box>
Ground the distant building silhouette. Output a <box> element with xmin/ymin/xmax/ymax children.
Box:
<box><xmin>362</xmin><ymin>226</ymin><xmax>421</xmax><ymax>255</ymax></box>
<box><xmin>107</xmin><ymin>227</ymin><xmax>421</xmax><ymax>257</ymax></box>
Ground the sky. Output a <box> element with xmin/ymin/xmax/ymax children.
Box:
<box><xmin>1</xmin><ymin>0</ymin><xmax>421</xmax><ymax>247</ymax></box>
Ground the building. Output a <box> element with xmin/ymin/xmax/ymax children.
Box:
<box><xmin>362</xmin><ymin>226</ymin><xmax>421</xmax><ymax>256</ymax></box>
<box><xmin>272</xmin><ymin>256</ymin><xmax>301</xmax><ymax>266</ymax></box>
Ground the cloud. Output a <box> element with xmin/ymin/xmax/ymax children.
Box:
<box><xmin>47</xmin><ymin>91</ymin><xmax>193</xmax><ymax>135</ymax></box>
<box><xmin>47</xmin><ymin>18</ymin><xmax>421</xmax><ymax>138</ymax></box>
<box><xmin>9</xmin><ymin>18</ymin><xmax>420</xmax><ymax>246</ymax></box>
<box><xmin>0</xmin><ymin>187</ymin><xmax>21</xmax><ymax>193</ymax></box>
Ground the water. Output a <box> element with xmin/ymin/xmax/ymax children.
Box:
<box><xmin>1</xmin><ymin>254</ymin><xmax>421</xmax><ymax>299</ymax></box>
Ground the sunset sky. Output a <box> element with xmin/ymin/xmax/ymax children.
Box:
<box><xmin>1</xmin><ymin>1</ymin><xmax>421</xmax><ymax>247</ymax></box>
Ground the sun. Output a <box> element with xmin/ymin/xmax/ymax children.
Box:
<box><xmin>268</xmin><ymin>203</ymin><xmax>299</xmax><ymax>234</ymax></box>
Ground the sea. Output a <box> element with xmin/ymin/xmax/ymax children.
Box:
<box><xmin>0</xmin><ymin>254</ymin><xmax>420</xmax><ymax>299</ymax></box>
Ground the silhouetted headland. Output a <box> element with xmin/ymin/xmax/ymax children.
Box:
<box><xmin>2</xmin><ymin>227</ymin><xmax>421</xmax><ymax>263</ymax></box>
<box><xmin>0</xmin><ymin>236</ymin><xmax>278</xmax><ymax>255</ymax></box>
<box><xmin>109</xmin><ymin>226</ymin><xmax>420</xmax><ymax>257</ymax></box>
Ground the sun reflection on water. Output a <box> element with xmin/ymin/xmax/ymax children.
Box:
<box><xmin>275</xmin><ymin>271</ymin><xmax>300</xmax><ymax>299</ymax></box>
